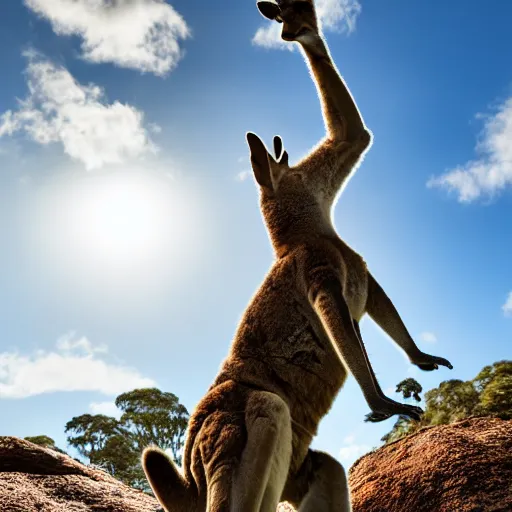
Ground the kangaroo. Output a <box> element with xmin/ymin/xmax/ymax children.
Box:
<box><xmin>143</xmin><ymin>1</ymin><xmax>453</xmax><ymax>510</ymax></box>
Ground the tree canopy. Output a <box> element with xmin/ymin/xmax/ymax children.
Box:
<box><xmin>65</xmin><ymin>414</ymin><xmax>123</xmax><ymax>459</ymax></box>
<box><xmin>115</xmin><ymin>388</ymin><xmax>189</xmax><ymax>464</ymax></box>
<box><xmin>395</xmin><ymin>378</ymin><xmax>423</xmax><ymax>402</ymax></box>
<box><xmin>381</xmin><ymin>360</ymin><xmax>512</xmax><ymax>444</ymax></box>
<box><xmin>25</xmin><ymin>435</ymin><xmax>57</xmax><ymax>448</ymax></box>
<box><xmin>380</xmin><ymin>378</ymin><xmax>423</xmax><ymax>444</ymax></box>
<box><xmin>24</xmin><ymin>435</ymin><xmax>66</xmax><ymax>454</ymax></box>
<box><xmin>65</xmin><ymin>388</ymin><xmax>189</xmax><ymax>490</ymax></box>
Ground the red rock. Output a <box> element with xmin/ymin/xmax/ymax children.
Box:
<box><xmin>2</xmin><ymin>418</ymin><xmax>510</xmax><ymax>511</ymax></box>
<box><xmin>349</xmin><ymin>417</ymin><xmax>512</xmax><ymax>512</ymax></box>
<box><xmin>0</xmin><ymin>437</ymin><xmax>160</xmax><ymax>512</ymax></box>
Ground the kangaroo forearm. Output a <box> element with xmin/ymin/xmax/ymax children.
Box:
<box><xmin>366</xmin><ymin>273</ymin><xmax>422</xmax><ymax>359</ymax></box>
<box><xmin>300</xmin><ymin>40</ymin><xmax>367</xmax><ymax>141</ymax></box>
<box><xmin>311</xmin><ymin>278</ymin><xmax>385</xmax><ymax>406</ymax></box>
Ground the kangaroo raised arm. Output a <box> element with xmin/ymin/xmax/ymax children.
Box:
<box><xmin>142</xmin><ymin>1</ymin><xmax>453</xmax><ymax>511</ymax></box>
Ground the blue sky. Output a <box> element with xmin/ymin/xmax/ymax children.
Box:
<box><xmin>0</xmin><ymin>0</ymin><xmax>511</xmax><ymax>470</ymax></box>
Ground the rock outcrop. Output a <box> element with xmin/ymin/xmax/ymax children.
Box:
<box><xmin>1</xmin><ymin>417</ymin><xmax>510</xmax><ymax>511</ymax></box>
<box><xmin>0</xmin><ymin>436</ymin><xmax>160</xmax><ymax>511</ymax></box>
<box><xmin>349</xmin><ymin>417</ymin><xmax>512</xmax><ymax>512</ymax></box>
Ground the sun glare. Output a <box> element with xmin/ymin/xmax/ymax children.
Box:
<box><xmin>70</xmin><ymin>174</ymin><xmax>171</xmax><ymax>269</ymax></box>
<box><xmin>23</xmin><ymin>169</ymin><xmax>205</xmax><ymax>301</ymax></box>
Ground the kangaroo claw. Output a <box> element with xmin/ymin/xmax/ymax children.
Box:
<box><xmin>364</xmin><ymin>411</ymin><xmax>392</xmax><ymax>423</ymax></box>
<box><xmin>365</xmin><ymin>401</ymin><xmax>423</xmax><ymax>423</ymax></box>
<box><xmin>414</xmin><ymin>353</ymin><xmax>453</xmax><ymax>372</ymax></box>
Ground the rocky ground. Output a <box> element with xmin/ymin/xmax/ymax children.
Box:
<box><xmin>348</xmin><ymin>416</ymin><xmax>512</xmax><ymax>512</ymax></box>
<box><xmin>1</xmin><ymin>417</ymin><xmax>510</xmax><ymax>511</ymax></box>
<box><xmin>0</xmin><ymin>436</ymin><xmax>160</xmax><ymax>511</ymax></box>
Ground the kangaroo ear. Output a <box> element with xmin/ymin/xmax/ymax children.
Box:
<box><xmin>273</xmin><ymin>135</ymin><xmax>283</xmax><ymax>161</ymax></box>
<box><xmin>246</xmin><ymin>132</ymin><xmax>274</xmax><ymax>190</ymax></box>
<box><xmin>273</xmin><ymin>135</ymin><xmax>289</xmax><ymax>165</ymax></box>
<box><xmin>257</xmin><ymin>1</ymin><xmax>282</xmax><ymax>22</ymax></box>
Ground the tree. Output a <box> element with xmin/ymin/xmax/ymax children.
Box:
<box><xmin>380</xmin><ymin>378</ymin><xmax>422</xmax><ymax>444</ymax></box>
<box><xmin>96</xmin><ymin>434</ymin><xmax>144</xmax><ymax>487</ymax></box>
<box><xmin>65</xmin><ymin>414</ymin><xmax>123</xmax><ymax>460</ymax></box>
<box><xmin>473</xmin><ymin>360</ymin><xmax>512</xmax><ymax>419</ymax></box>
<box><xmin>395</xmin><ymin>378</ymin><xmax>423</xmax><ymax>402</ymax></box>
<box><xmin>25</xmin><ymin>435</ymin><xmax>57</xmax><ymax>448</ymax></box>
<box><xmin>65</xmin><ymin>414</ymin><xmax>146</xmax><ymax>487</ymax></box>
<box><xmin>64</xmin><ymin>388</ymin><xmax>189</xmax><ymax>490</ymax></box>
<box><xmin>381</xmin><ymin>360</ymin><xmax>512</xmax><ymax>444</ymax></box>
<box><xmin>24</xmin><ymin>435</ymin><xmax>67</xmax><ymax>454</ymax></box>
<box><xmin>422</xmin><ymin>379</ymin><xmax>479</xmax><ymax>425</ymax></box>
<box><xmin>115</xmin><ymin>388</ymin><xmax>189</xmax><ymax>465</ymax></box>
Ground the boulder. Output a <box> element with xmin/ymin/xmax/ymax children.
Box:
<box><xmin>348</xmin><ymin>417</ymin><xmax>512</xmax><ymax>512</ymax></box>
<box><xmin>0</xmin><ymin>436</ymin><xmax>160</xmax><ymax>511</ymax></box>
<box><xmin>2</xmin><ymin>417</ymin><xmax>510</xmax><ymax>511</ymax></box>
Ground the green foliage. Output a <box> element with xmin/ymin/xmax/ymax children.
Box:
<box><xmin>381</xmin><ymin>360</ymin><xmax>512</xmax><ymax>444</ymax></box>
<box><xmin>422</xmin><ymin>379</ymin><xmax>479</xmax><ymax>425</ymax></box>
<box><xmin>65</xmin><ymin>414</ymin><xmax>123</xmax><ymax>459</ymax></box>
<box><xmin>25</xmin><ymin>435</ymin><xmax>56</xmax><ymax>447</ymax></box>
<box><xmin>473</xmin><ymin>360</ymin><xmax>512</xmax><ymax>419</ymax></box>
<box><xmin>380</xmin><ymin>378</ymin><xmax>424</xmax><ymax>444</ymax></box>
<box><xmin>24</xmin><ymin>435</ymin><xmax>67</xmax><ymax>454</ymax></box>
<box><xmin>95</xmin><ymin>434</ymin><xmax>144</xmax><ymax>488</ymax></box>
<box><xmin>395</xmin><ymin>378</ymin><xmax>423</xmax><ymax>402</ymax></box>
<box><xmin>65</xmin><ymin>388</ymin><xmax>189</xmax><ymax>491</ymax></box>
<box><xmin>64</xmin><ymin>413</ymin><xmax>142</xmax><ymax>485</ymax></box>
<box><xmin>116</xmin><ymin>387</ymin><xmax>189</xmax><ymax>465</ymax></box>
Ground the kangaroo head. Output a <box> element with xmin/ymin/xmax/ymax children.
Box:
<box><xmin>257</xmin><ymin>0</ymin><xmax>319</xmax><ymax>42</ymax></box>
<box><xmin>246</xmin><ymin>132</ymin><xmax>330</xmax><ymax>255</ymax></box>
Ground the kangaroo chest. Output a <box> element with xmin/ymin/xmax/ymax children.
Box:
<box><xmin>332</xmin><ymin>238</ymin><xmax>369</xmax><ymax>321</ymax></box>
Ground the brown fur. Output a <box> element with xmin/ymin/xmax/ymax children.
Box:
<box><xmin>143</xmin><ymin>1</ymin><xmax>453</xmax><ymax>510</ymax></box>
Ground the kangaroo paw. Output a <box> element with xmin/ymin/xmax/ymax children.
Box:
<box><xmin>365</xmin><ymin>400</ymin><xmax>423</xmax><ymax>423</ymax></box>
<box><xmin>413</xmin><ymin>353</ymin><xmax>453</xmax><ymax>371</ymax></box>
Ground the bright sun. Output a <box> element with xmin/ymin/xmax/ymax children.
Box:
<box><xmin>24</xmin><ymin>169</ymin><xmax>204</xmax><ymax>299</ymax></box>
<box><xmin>69</xmin><ymin>173</ymin><xmax>174</xmax><ymax>269</ymax></box>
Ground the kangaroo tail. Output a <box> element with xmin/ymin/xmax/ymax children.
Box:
<box><xmin>142</xmin><ymin>447</ymin><xmax>199</xmax><ymax>512</ymax></box>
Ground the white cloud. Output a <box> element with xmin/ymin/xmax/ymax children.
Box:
<box><xmin>428</xmin><ymin>97</ymin><xmax>512</xmax><ymax>202</ymax></box>
<box><xmin>24</xmin><ymin>0</ymin><xmax>190</xmax><ymax>75</ymax></box>
<box><xmin>339</xmin><ymin>434</ymin><xmax>370</xmax><ymax>463</ymax></box>
<box><xmin>502</xmin><ymin>292</ymin><xmax>512</xmax><ymax>317</ymax></box>
<box><xmin>0</xmin><ymin>52</ymin><xmax>156</xmax><ymax>169</ymax></box>
<box><xmin>253</xmin><ymin>0</ymin><xmax>362</xmax><ymax>50</ymax></box>
<box><xmin>420</xmin><ymin>331</ymin><xmax>437</xmax><ymax>343</ymax></box>
<box><xmin>0</xmin><ymin>332</ymin><xmax>155</xmax><ymax>398</ymax></box>
<box><xmin>235</xmin><ymin>170</ymin><xmax>252</xmax><ymax>182</ymax></box>
<box><xmin>90</xmin><ymin>401</ymin><xmax>121</xmax><ymax>418</ymax></box>
<box><xmin>56</xmin><ymin>331</ymin><xmax>108</xmax><ymax>355</ymax></box>
<box><xmin>253</xmin><ymin>22</ymin><xmax>291</xmax><ymax>51</ymax></box>
<box><xmin>316</xmin><ymin>0</ymin><xmax>361</xmax><ymax>32</ymax></box>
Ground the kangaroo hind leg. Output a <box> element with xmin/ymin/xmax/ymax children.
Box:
<box><xmin>232</xmin><ymin>391</ymin><xmax>292</xmax><ymax>512</ymax></box>
<box><xmin>285</xmin><ymin>449</ymin><xmax>351</xmax><ymax>512</ymax></box>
